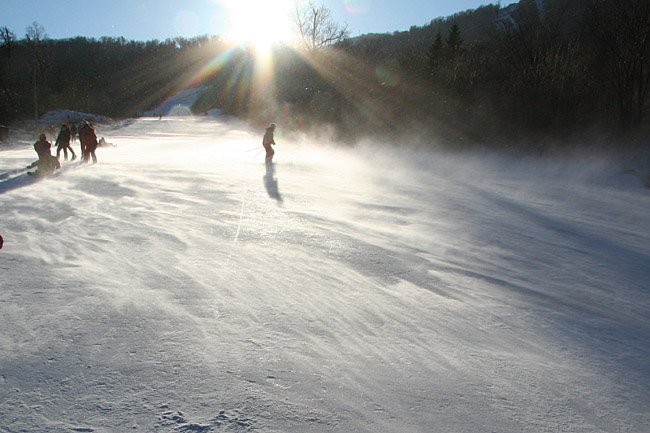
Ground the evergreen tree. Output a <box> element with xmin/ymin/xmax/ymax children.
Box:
<box><xmin>426</xmin><ymin>31</ymin><xmax>444</xmax><ymax>77</ymax></box>
<box><xmin>446</xmin><ymin>23</ymin><xmax>463</xmax><ymax>54</ymax></box>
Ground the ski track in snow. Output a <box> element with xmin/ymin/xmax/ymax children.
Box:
<box><xmin>1</xmin><ymin>117</ymin><xmax>649</xmax><ymax>432</ymax></box>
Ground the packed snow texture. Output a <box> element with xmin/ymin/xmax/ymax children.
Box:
<box><xmin>1</xmin><ymin>116</ymin><xmax>649</xmax><ymax>432</ymax></box>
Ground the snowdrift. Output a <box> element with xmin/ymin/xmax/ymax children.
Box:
<box><xmin>1</xmin><ymin>116</ymin><xmax>649</xmax><ymax>432</ymax></box>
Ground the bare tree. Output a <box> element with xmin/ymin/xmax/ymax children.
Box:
<box><xmin>491</xmin><ymin>0</ymin><xmax>583</xmax><ymax>130</ymax></box>
<box><xmin>292</xmin><ymin>0</ymin><xmax>349</xmax><ymax>52</ymax></box>
<box><xmin>0</xmin><ymin>26</ymin><xmax>17</xmax><ymax>118</ymax></box>
<box><xmin>583</xmin><ymin>0</ymin><xmax>650</xmax><ymax>130</ymax></box>
<box><xmin>25</xmin><ymin>21</ymin><xmax>50</xmax><ymax>125</ymax></box>
<box><xmin>1</xmin><ymin>26</ymin><xmax>15</xmax><ymax>58</ymax></box>
<box><xmin>493</xmin><ymin>0</ymin><xmax>571</xmax><ymax>75</ymax></box>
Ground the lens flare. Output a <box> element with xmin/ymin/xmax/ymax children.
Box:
<box><xmin>344</xmin><ymin>0</ymin><xmax>372</xmax><ymax>14</ymax></box>
<box><xmin>375</xmin><ymin>60</ymin><xmax>401</xmax><ymax>87</ymax></box>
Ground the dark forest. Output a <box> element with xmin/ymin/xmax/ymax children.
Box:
<box><xmin>1</xmin><ymin>0</ymin><xmax>649</xmax><ymax>153</ymax></box>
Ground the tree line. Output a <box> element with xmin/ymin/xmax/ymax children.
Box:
<box><xmin>1</xmin><ymin>0</ymin><xmax>649</xmax><ymax>152</ymax></box>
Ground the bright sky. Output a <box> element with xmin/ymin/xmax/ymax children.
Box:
<box><xmin>1</xmin><ymin>0</ymin><xmax>517</xmax><ymax>43</ymax></box>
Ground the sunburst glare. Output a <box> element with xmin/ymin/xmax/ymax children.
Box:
<box><xmin>219</xmin><ymin>0</ymin><xmax>294</xmax><ymax>54</ymax></box>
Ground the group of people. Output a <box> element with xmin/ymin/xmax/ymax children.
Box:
<box><xmin>28</xmin><ymin>120</ymin><xmax>99</xmax><ymax>177</ymax></box>
<box><xmin>1</xmin><ymin>122</ymin><xmax>278</xmax><ymax>251</ymax></box>
<box><xmin>26</xmin><ymin>120</ymin><xmax>276</xmax><ymax>178</ymax></box>
<box><xmin>59</xmin><ymin>120</ymin><xmax>99</xmax><ymax>164</ymax></box>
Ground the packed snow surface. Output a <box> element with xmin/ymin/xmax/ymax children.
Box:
<box><xmin>1</xmin><ymin>116</ymin><xmax>649</xmax><ymax>432</ymax></box>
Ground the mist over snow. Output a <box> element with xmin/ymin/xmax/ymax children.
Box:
<box><xmin>143</xmin><ymin>87</ymin><xmax>210</xmax><ymax>117</ymax></box>
<box><xmin>1</xmin><ymin>114</ymin><xmax>649</xmax><ymax>432</ymax></box>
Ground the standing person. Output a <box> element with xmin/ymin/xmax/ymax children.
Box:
<box><xmin>262</xmin><ymin>123</ymin><xmax>277</xmax><ymax>163</ymax></box>
<box><xmin>79</xmin><ymin>120</ymin><xmax>98</xmax><ymax>163</ymax></box>
<box><xmin>70</xmin><ymin>123</ymin><xmax>78</xmax><ymax>143</ymax></box>
<box><xmin>77</xmin><ymin>123</ymin><xmax>85</xmax><ymax>158</ymax></box>
<box><xmin>33</xmin><ymin>134</ymin><xmax>52</xmax><ymax>157</ymax></box>
<box><xmin>55</xmin><ymin>124</ymin><xmax>76</xmax><ymax>161</ymax></box>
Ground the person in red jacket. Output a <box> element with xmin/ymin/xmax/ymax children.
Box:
<box><xmin>33</xmin><ymin>133</ymin><xmax>51</xmax><ymax>157</ymax></box>
<box><xmin>79</xmin><ymin>120</ymin><xmax>98</xmax><ymax>163</ymax></box>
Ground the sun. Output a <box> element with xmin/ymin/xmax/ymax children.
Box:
<box><xmin>221</xmin><ymin>0</ymin><xmax>295</xmax><ymax>53</ymax></box>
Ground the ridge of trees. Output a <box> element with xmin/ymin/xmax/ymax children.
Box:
<box><xmin>1</xmin><ymin>0</ymin><xmax>649</xmax><ymax>152</ymax></box>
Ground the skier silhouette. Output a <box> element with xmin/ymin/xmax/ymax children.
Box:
<box><xmin>262</xmin><ymin>123</ymin><xmax>276</xmax><ymax>163</ymax></box>
<box><xmin>55</xmin><ymin>124</ymin><xmax>76</xmax><ymax>161</ymax></box>
<box><xmin>79</xmin><ymin>120</ymin><xmax>98</xmax><ymax>163</ymax></box>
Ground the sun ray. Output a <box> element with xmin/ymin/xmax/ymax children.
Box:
<box><xmin>291</xmin><ymin>47</ymin><xmax>484</xmax><ymax>146</ymax></box>
<box><xmin>190</xmin><ymin>42</ymin><xmax>238</xmax><ymax>86</ymax></box>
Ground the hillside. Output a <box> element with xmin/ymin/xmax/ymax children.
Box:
<box><xmin>1</xmin><ymin>115</ymin><xmax>649</xmax><ymax>432</ymax></box>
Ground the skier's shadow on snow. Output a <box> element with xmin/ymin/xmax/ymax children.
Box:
<box><xmin>0</xmin><ymin>170</ymin><xmax>40</xmax><ymax>194</ymax></box>
<box><xmin>263</xmin><ymin>161</ymin><xmax>283</xmax><ymax>202</ymax></box>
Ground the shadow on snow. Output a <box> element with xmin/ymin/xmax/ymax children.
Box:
<box><xmin>263</xmin><ymin>161</ymin><xmax>282</xmax><ymax>203</ymax></box>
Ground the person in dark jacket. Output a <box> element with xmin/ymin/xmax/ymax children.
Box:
<box><xmin>79</xmin><ymin>120</ymin><xmax>98</xmax><ymax>163</ymax></box>
<box><xmin>70</xmin><ymin>124</ymin><xmax>78</xmax><ymax>143</ymax></box>
<box><xmin>55</xmin><ymin>124</ymin><xmax>76</xmax><ymax>161</ymax></box>
<box><xmin>262</xmin><ymin>123</ymin><xmax>276</xmax><ymax>163</ymax></box>
<box><xmin>33</xmin><ymin>134</ymin><xmax>52</xmax><ymax>157</ymax></box>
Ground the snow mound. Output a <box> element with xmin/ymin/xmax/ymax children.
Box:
<box><xmin>39</xmin><ymin>110</ymin><xmax>111</xmax><ymax>125</ymax></box>
<box><xmin>146</xmin><ymin>87</ymin><xmax>208</xmax><ymax>117</ymax></box>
